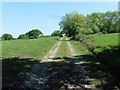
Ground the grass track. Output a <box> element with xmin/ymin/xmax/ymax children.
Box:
<box><xmin>56</xmin><ymin>37</ymin><xmax>70</xmax><ymax>58</ymax></box>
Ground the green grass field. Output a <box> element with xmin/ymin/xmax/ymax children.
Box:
<box><xmin>87</xmin><ymin>33</ymin><xmax>119</xmax><ymax>52</ymax></box>
<box><xmin>87</xmin><ymin>33</ymin><xmax>118</xmax><ymax>46</ymax></box>
<box><xmin>2</xmin><ymin>36</ymin><xmax>59</xmax><ymax>59</ymax></box>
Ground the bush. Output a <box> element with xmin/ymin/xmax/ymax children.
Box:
<box><xmin>2</xmin><ymin>33</ymin><xmax>13</xmax><ymax>40</ymax></box>
<box><xmin>51</xmin><ymin>30</ymin><xmax>61</xmax><ymax>36</ymax></box>
<box><xmin>25</xmin><ymin>29</ymin><xmax>43</xmax><ymax>39</ymax></box>
<box><xmin>18</xmin><ymin>34</ymin><xmax>29</xmax><ymax>39</ymax></box>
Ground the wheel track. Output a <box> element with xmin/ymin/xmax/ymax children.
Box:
<box><xmin>65</xmin><ymin>37</ymin><xmax>97</xmax><ymax>90</ymax></box>
<box><xmin>20</xmin><ymin>38</ymin><xmax>63</xmax><ymax>89</ymax></box>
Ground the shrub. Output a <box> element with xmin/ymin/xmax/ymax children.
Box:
<box><xmin>2</xmin><ymin>33</ymin><xmax>13</xmax><ymax>40</ymax></box>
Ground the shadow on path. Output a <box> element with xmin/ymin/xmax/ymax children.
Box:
<box><xmin>2</xmin><ymin>57</ymin><xmax>40</xmax><ymax>90</ymax></box>
<box><xmin>2</xmin><ymin>57</ymin><xmax>91</xmax><ymax>90</ymax></box>
<box><xmin>74</xmin><ymin>46</ymin><xmax>120</xmax><ymax>90</ymax></box>
<box><xmin>2</xmin><ymin>46</ymin><xmax>119</xmax><ymax>90</ymax></box>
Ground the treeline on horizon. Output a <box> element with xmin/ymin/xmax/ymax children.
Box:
<box><xmin>1</xmin><ymin>11</ymin><xmax>119</xmax><ymax>40</ymax></box>
<box><xmin>59</xmin><ymin>11</ymin><xmax>119</xmax><ymax>39</ymax></box>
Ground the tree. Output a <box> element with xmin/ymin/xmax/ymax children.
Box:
<box><xmin>59</xmin><ymin>11</ymin><xmax>86</xmax><ymax>38</ymax></box>
<box><xmin>86</xmin><ymin>11</ymin><xmax>118</xmax><ymax>34</ymax></box>
<box><xmin>86</xmin><ymin>12</ymin><xmax>104</xmax><ymax>34</ymax></box>
<box><xmin>51</xmin><ymin>30</ymin><xmax>61</xmax><ymax>36</ymax></box>
<box><xmin>104</xmin><ymin>11</ymin><xmax>118</xmax><ymax>33</ymax></box>
<box><xmin>17</xmin><ymin>34</ymin><xmax>29</xmax><ymax>39</ymax></box>
<box><xmin>25</xmin><ymin>29</ymin><xmax>43</xmax><ymax>39</ymax></box>
<box><xmin>2</xmin><ymin>33</ymin><xmax>13</xmax><ymax>40</ymax></box>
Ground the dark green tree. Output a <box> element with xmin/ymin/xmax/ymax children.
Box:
<box><xmin>17</xmin><ymin>34</ymin><xmax>29</xmax><ymax>39</ymax></box>
<box><xmin>2</xmin><ymin>33</ymin><xmax>13</xmax><ymax>40</ymax></box>
<box><xmin>25</xmin><ymin>29</ymin><xmax>43</xmax><ymax>39</ymax></box>
<box><xmin>51</xmin><ymin>30</ymin><xmax>61</xmax><ymax>36</ymax></box>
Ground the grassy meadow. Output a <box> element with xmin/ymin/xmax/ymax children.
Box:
<box><xmin>87</xmin><ymin>33</ymin><xmax>119</xmax><ymax>53</ymax></box>
<box><xmin>2</xmin><ymin>36</ymin><xmax>59</xmax><ymax>60</ymax></box>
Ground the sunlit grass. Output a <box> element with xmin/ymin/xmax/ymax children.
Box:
<box><xmin>70</xmin><ymin>40</ymin><xmax>89</xmax><ymax>55</ymax></box>
<box><xmin>2</xmin><ymin>37</ymin><xmax>59</xmax><ymax>59</ymax></box>
<box><xmin>87</xmin><ymin>33</ymin><xmax>119</xmax><ymax>52</ymax></box>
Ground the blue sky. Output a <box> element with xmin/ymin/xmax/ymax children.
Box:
<box><xmin>2</xmin><ymin>2</ymin><xmax>118</xmax><ymax>38</ymax></box>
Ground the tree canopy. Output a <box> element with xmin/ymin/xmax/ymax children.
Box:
<box><xmin>59</xmin><ymin>11</ymin><xmax>119</xmax><ymax>38</ymax></box>
<box><xmin>59</xmin><ymin>11</ymin><xmax>86</xmax><ymax>38</ymax></box>
<box><xmin>17</xmin><ymin>34</ymin><xmax>29</xmax><ymax>39</ymax></box>
<box><xmin>86</xmin><ymin>11</ymin><xmax>118</xmax><ymax>34</ymax></box>
<box><xmin>51</xmin><ymin>30</ymin><xmax>62</xmax><ymax>36</ymax></box>
<box><xmin>2</xmin><ymin>33</ymin><xmax>13</xmax><ymax>40</ymax></box>
<box><xmin>25</xmin><ymin>29</ymin><xmax>43</xmax><ymax>39</ymax></box>
<box><xmin>17</xmin><ymin>29</ymin><xmax>43</xmax><ymax>39</ymax></box>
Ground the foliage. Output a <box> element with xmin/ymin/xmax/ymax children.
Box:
<box><xmin>51</xmin><ymin>30</ymin><xmax>62</xmax><ymax>36</ymax></box>
<box><xmin>25</xmin><ymin>29</ymin><xmax>43</xmax><ymax>39</ymax></box>
<box><xmin>2</xmin><ymin>33</ymin><xmax>13</xmax><ymax>40</ymax></box>
<box><xmin>59</xmin><ymin>11</ymin><xmax>119</xmax><ymax>37</ymax></box>
<box><xmin>86</xmin><ymin>11</ymin><xmax>119</xmax><ymax>34</ymax></box>
<box><xmin>17</xmin><ymin>34</ymin><xmax>29</xmax><ymax>39</ymax></box>
<box><xmin>59</xmin><ymin>11</ymin><xmax>86</xmax><ymax>38</ymax></box>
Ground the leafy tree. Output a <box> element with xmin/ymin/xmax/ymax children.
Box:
<box><xmin>2</xmin><ymin>33</ymin><xmax>13</xmax><ymax>40</ymax></box>
<box><xmin>17</xmin><ymin>34</ymin><xmax>29</xmax><ymax>39</ymax></box>
<box><xmin>59</xmin><ymin>11</ymin><xmax>86</xmax><ymax>38</ymax></box>
<box><xmin>25</xmin><ymin>29</ymin><xmax>43</xmax><ymax>39</ymax></box>
<box><xmin>86</xmin><ymin>12</ymin><xmax>104</xmax><ymax>34</ymax></box>
<box><xmin>51</xmin><ymin>30</ymin><xmax>61</xmax><ymax>36</ymax></box>
<box><xmin>86</xmin><ymin>11</ymin><xmax>118</xmax><ymax>34</ymax></box>
<box><xmin>91</xmin><ymin>24</ymin><xmax>100</xmax><ymax>33</ymax></box>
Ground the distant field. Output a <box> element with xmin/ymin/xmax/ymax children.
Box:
<box><xmin>87</xmin><ymin>33</ymin><xmax>119</xmax><ymax>52</ymax></box>
<box><xmin>2</xmin><ymin>37</ymin><xmax>59</xmax><ymax>59</ymax></box>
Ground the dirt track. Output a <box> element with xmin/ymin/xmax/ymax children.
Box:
<box><xmin>19</xmin><ymin>37</ymin><xmax>97</xmax><ymax>90</ymax></box>
<box><xmin>43</xmin><ymin>37</ymin><xmax>63</xmax><ymax>61</ymax></box>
